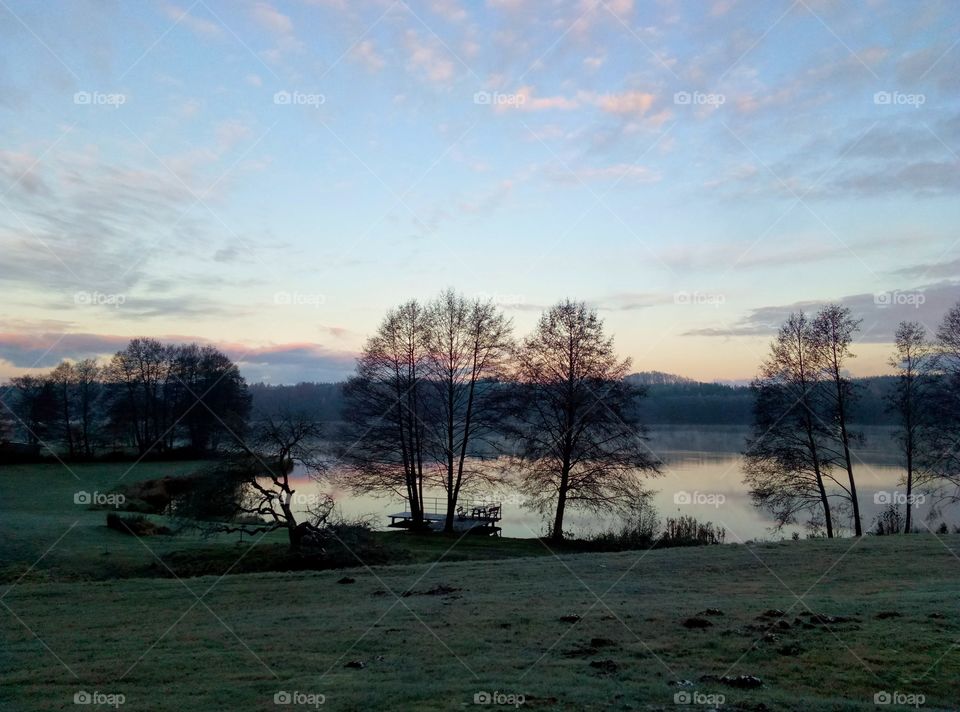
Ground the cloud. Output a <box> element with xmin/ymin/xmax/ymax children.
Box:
<box><xmin>403</xmin><ymin>30</ymin><xmax>457</xmax><ymax>85</ymax></box>
<box><xmin>594</xmin><ymin>292</ymin><xmax>674</xmax><ymax>311</ymax></box>
<box><xmin>214</xmin><ymin>119</ymin><xmax>254</xmax><ymax>154</ymax></box>
<box><xmin>0</xmin><ymin>333</ymin><xmax>358</xmax><ymax>384</ymax></box>
<box><xmin>686</xmin><ymin>281</ymin><xmax>960</xmax><ymax>342</ymax></box>
<box><xmin>893</xmin><ymin>257</ymin><xmax>960</xmax><ymax>280</ymax></box>
<box><xmin>428</xmin><ymin>0</ymin><xmax>468</xmax><ymax>23</ymax></box>
<box><xmin>0</xmin><ymin>333</ymin><xmax>135</xmax><ymax>369</ymax></box>
<box><xmin>251</xmin><ymin>2</ymin><xmax>303</xmax><ymax>61</ymax></box>
<box><xmin>350</xmin><ymin>39</ymin><xmax>386</xmax><ymax>73</ymax></box>
<box><xmin>457</xmin><ymin>179</ymin><xmax>513</xmax><ymax>214</ymax></box>
<box><xmin>0</xmin><ymin>149</ymin><xmax>51</xmax><ymax>196</ymax></box>
<box><xmin>231</xmin><ymin>342</ymin><xmax>357</xmax><ymax>383</ymax></box>
<box><xmin>162</xmin><ymin>3</ymin><xmax>223</xmax><ymax>38</ymax></box>
<box><xmin>251</xmin><ymin>2</ymin><xmax>294</xmax><ymax>35</ymax></box>
<box><xmin>508</xmin><ymin>86</ymin><xmax>580</xmax><ymax>111</ymax></box>
<box><xmin>830</xmin><ymin>160</ymin><xmax>960</xmax><ymax>197</ymax></box>
<box><xmin>546</xmin><ymin>162</ymin><xmax>660</xmax><ymax>184</ymax></box>
<box><xmin>593</xmin><ymin>90</ymin><xmax>656</xmax><ymax>116</ymax></box>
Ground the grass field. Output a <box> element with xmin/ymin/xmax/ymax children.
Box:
<box><xmin>2</xmin><ymin>463</ymin><xmax>959</xmax><ymax>710</ymax></box>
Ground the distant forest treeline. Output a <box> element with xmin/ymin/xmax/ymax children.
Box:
<box><xmin>247</xmin><ymin>371</ymin><xmax>901</xmax><ymax>426</ymax></box>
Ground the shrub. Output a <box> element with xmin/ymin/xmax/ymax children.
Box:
<box><xmin>661</xmin><ymin>515</ymin><xmax>726</xmax><ymax>546</ymax></box>
<box><xmin>106</xmin><ymin>513</ymin><xmax>172</xmax><ymax>536</ymax></box>
<box><xmin>873</xmin><ymin>505</ymin><xmax>905</xmax><ymax>535</ymax></box>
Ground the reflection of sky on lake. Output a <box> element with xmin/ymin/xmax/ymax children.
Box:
<box><xmin>290</xmin><ymin>426</ymin><xmax>956</xmax><ymax>541</ymax></box>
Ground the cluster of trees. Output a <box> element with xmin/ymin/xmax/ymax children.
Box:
<box><xmin>1</xmin><ymin>338</ymin><xmax>250</xmax><ymax>459</ymax></box>
<box><xmin>745</xmin><ymin>301</ymin><xmax>960</xmax><ymax>537</ymax></box>
<box><xmin>340</xmin><ymin>290</ymin><xmax>660</xmax><ymax>542</ymax></box>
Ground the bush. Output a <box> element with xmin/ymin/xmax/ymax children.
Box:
<box><xmin>582</xmin><ymin>507</ymin><xmax>725</xmax><ymax>551</ymax></box>
<box><xmin>106</xmin><ymin>513</ymin><xmax>172</xmax><ymax>536</ymax></box>
<box><xmin>873</xmin><ymin>505</ymin><xmax>905</xmax><ymax>535</ymax></box>
<box><xmin>661</xmin><ymin>515</ymin><xmax>726</xmax><ymax>546</ymax></box>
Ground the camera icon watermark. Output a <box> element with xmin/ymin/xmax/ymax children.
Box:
<box><xmin>473</xmin><ymin>91</ymin><xmax>526</xmax><ymax>108</ymax></box>
<box><xmin>874</xmin><ymin>491</ymin><xmax>925</xmax><ymax>506</ymax></box>
<box><xmin>873</xmin><ymin>91</ymin><xmax>925</xmax><ymax>108</ymax></box>
<box><xmin>674</xmin><ymin>690</ymin><xmax>725</xmax><ymax>705</ymax></box>
<box><xmin>874</xmin><ymin>690</ymin><xmax>925</xmax><ymax>707</ymax></box>
<box><xmin>74</xmin><ymin>91</ymin><xmax>127</xmax><ymax>108</ymax></box>
<box><xmin>674</xmin><ymin>491</ymin><xmax>725</xmax><ymax>508</ymax></box>
<box><xmin>674</xmin><ymin>91</ymin><xmax>726</xmax><ymax>106</ymax></box>
<box><xmin>674</xmin><ymin>291</ymin><xmax>725</xmax><ymax>308</ymax></box>
<box><xmin>74</xmin><ymin>491</ymin><xmax>126</xmax><ymax>508</ymax></box>
<box><xmin>474</xmin><ymin>291</ymin><xmax>526</xmax><ymax>307</ymax></box>
<box><xmin>74</xmin><ymin>691</ymin><xmax>125</xmax><ymax>708</ymax></box>
<box><xmin>273</xmin><ymin>291</ymin><xmax>326</xmax><ymax>308</ymax></box>
<box><xmin>274</xmin><ymin>90</ymin><xmax>326</xmax><ymax>108</ymax></box>
<box><xmin>273</xmin><ymin>690</ymin><xmax>325</xmax><ymax>707</ymax></box>
<box><xmin>874</xmin><ymin>290</ymin><xmax>924</xmax><ymax>308</ymax></box>
<box><xmin>474</xmin><ymin>690</ymin><xmax>525</xmax><ymax>707</ymax></box>
<box><xmin>74</xmin><ymin>291</ymin><xmax>126</xmax><ymax>308</ymax></box>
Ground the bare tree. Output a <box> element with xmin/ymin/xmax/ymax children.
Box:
<box><xmin>340</xmin><ymin>300</ymin><xmax>431</xmax><ymax>528</ymax></box>
<box><xmin>6</xmin><ymin>375</ymin><xmax>57</xmax><ymax>447</ymax></box>
<box><xmin>508</xmin><ymin>300</ymin><xmax>659</xmax><ymax>542</ymax></box>
<box><xmin>74</xmin><ymin>359</ymin><xmax>102</xmax><ymax>458</ymax></box>
<box><xmin>744</xmin><ymin>313</ymin><xmax>844</xmax><ymax>537</ymax></box>
<box><xmin>917</xmin><ymin>302</ymin><xmax>960</xmax><ymax>510</ymax></box>
<box><xmin>811</xmin><ymin>304</ymin><xmax>863</xmax><ymax>536</ymax></box>
<box><xmin>107</xmin><ymin>338</ymin><xmax>174</xmax><ymax>454</ymax></box>
<box><xmin>423</xmin><ymin>289</ymin><xmax>513</xmax><ymax>533</ymax></box>
<box><xmin>886</xmin><ymin>321</ymin><xmax>934</xmax><ymax>534</ymax></box>
<box><xmin>48</xmin><ymin>362</ymin><xmax>77</xmax><ymax>458</ymax></box>
<box><xmin>231</xmin><ymin>413</ymin><xmax>331</xmax><ymax>552</ymax></box>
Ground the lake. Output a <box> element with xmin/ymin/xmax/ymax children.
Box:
<box><xmin>292</xmin><ymin>425</ymin><xmax>953</xmax><ymax>541</ymax></box>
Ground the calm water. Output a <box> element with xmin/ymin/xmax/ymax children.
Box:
<box><xmin>291</xmin><ymin>425</ymin><xmax>954</xmax><ymax>540</ymax></box>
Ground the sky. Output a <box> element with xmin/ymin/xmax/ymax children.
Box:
<box><xmin>1</xmin><ymin>0</ymin><xmax>958</xmax><ymax>384</ymax></box>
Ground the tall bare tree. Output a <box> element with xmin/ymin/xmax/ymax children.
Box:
<box><xmin>341</xmin><ymin>300</ymin><xmax>431</xmax><ymax>528</ymax></box>
<box><xmin>920</xmin><ymin>302</ymin><xmax>960</xmax><ymax>509</ymax></box>
<box><xmin>6</xmin><ymin>375</ymin><xmax>57</xmax><ymax>447</ymax></box>
<box><xmin>74</xmin><ymin>359</ymin><xmax>102</xmax><ymax>458</ymax></box>
<box><xmin>423</xmin><ymin>290</ymin><xmax>513</xmax><ymax>533</ymax></box>
<box><xmin>811</xmin><ymin>304</ymin><xmax>863</xmax><ymax>536</ymax></box>
<box><xmin>886</xmin><ymin>321</ymin><xmax>934</xmax><ymax>534</ymax></box>
<box><xmin>744</xmin><ymin>312</ymin><xmax>843</xmax><ymax>537</ymax></box>
<box><xmin>509</xmin><ymin>300</ymin><xmax>659</xmax><ymax>542</ymax></box>
<box><xmin>48</xmin><ymin>362</ymin><xmax>77</xmax><ymax>458</ymax></box>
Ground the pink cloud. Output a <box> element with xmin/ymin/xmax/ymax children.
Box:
<box><xmin>593</xmin><ymin>90</ymin><xmax>656</xmax><ymax>116</ymax></box>
<box><xmin>251</xmin><ymin>2</ymin><xmax>294</xmax><ymax>35</ymax></box>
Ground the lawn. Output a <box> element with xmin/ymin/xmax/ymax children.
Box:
<box><xmin>1</xmin><ymin>463</ymin><xmax>959</xmax><ymax>710</ymax></box>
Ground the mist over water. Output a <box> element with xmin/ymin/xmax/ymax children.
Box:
<box><xmin>292</xmin><ymin>425</ymin><xmax>954</xmax><ymax>541</ymax></box>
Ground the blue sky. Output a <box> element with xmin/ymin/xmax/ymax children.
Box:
<box><xmin>1</xmin><ymin>0</ymin><xmax>958</xmax><ymax>383</ymax></box>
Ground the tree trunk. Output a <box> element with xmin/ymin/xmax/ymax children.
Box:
<box><xmin>834</xmin><ymin>380</ymin><xmax>862</xmax><ymax>536</ymax></box>
<box><xmin>551</xmin><ymin>482</ymin><xmax>568</xmax><ymax>543</ymax></box>
<box><xmin>802</xmin><ymin>403</ymin><xmax>833</xmax><ymax>538</ymax></box>
<box><xmin>904</xmin><ymin>437</ymin><xmax>913</xmax><ymax>534</ymax></box>
<box><xmin>815</xmin><ymin>466</ymin><xmax>833</xmax><ymax>539</ymax></box>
